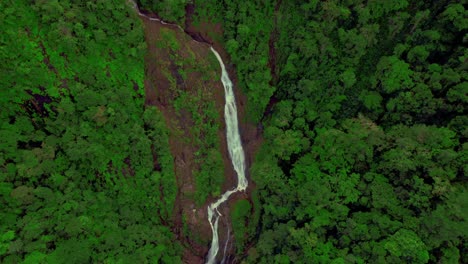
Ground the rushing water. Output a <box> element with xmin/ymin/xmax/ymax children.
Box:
<box><xmin>206</xmin><ymin>47</ymin><xmax>248</xmax><ymax>264</ymax></box>
<box><xmin>128</xmin><ymin>2</ymin><xmax>248</xmax><ymax>262</ymax></box>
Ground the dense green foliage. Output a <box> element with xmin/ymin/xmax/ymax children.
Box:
<box><xmin>220</xmin><ymin>1</ymin><xmax>276</xmax><ymax>122</ymax></box>
<box><xmin>243</xmin><ymin>1</ymin><xmax>467</xmax><ymax>263</ymax></box>
<box><xmin>168</xmin><ymin>0</ymin><xmax>468</xmax><ymax>262</ymax></box>
<box><xmin>0</xmin><ymin>0</ymin><xmax>181</xmax><ymax>262</ymax></box>
<box><xmin>198</xmin><ymin>1</ymin><xmax>276</xmax><ymax>122</ymax></box>
<box><xmin>230</xmin><ymin>199</ymin><xmax>252</xmax><ymax>254</ymax></box>
<box><xmin>2</xmin><ymin>0</ymin><xmax>467</xmax><ymax>263</ymax></box>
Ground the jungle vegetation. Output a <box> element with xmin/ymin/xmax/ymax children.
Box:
<box><xmin>1</xmin><ymin>0</ymin><xmax>181</xmax><ymax>262</ymax></box>
<box><xmin>1</xmin><ymin>0</ymin><xmax>467</xmax><ymax>263</ymax></box>
<box><xmin>192</xmin><ymin>0</ymin><xmax>467</xmax><ymax>263</ymax></box>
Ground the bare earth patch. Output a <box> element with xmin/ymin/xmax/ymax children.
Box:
<box><xmin>141</xmin><ymin>8</ymin><xmax>263</xmax><ymax>263</ymax></box>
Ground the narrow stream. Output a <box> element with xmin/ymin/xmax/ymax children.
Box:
<box><xmin>206</xmin><ymin>48</ymin><xmax>248</xmax><ymax>264</ymax></box>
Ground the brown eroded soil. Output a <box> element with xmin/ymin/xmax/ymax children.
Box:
<box><xmin>185</xmin><ymin>6</ymin><xmax>265</xmax><ymax>263</ymax></box>
<box><xmin>140</xmin><ymin>6</ymin><xmax>263</xmax><ymax>263</ymax></box>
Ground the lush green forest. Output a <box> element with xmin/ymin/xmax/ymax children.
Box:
<box><xmin>1</xmin><ymin>0</ymin><xmax>467</xmax><ymax>263</ymax></box>
<box><xmin>196</xmin><ymin>0</ymin><xmax>467</xmax><ymax>263</ymax></box>
<box><xmin>0</xmin><ymin>0</ymin><xmax>181</xmax><ymax>262</ymax></box>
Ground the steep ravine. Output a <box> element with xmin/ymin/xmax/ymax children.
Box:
<box><xmin>131</xmin><ymin>2</ymin><xmax>263</xmax><ymax>263</ymax></box>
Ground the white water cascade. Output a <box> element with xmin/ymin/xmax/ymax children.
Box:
<box><xmin>128</xmin><ymin>2</ymin><xmax>248</xmax><ymax>262</ymax></box>
<box><xmin>206</xmin><ymin>48</ymin><xmax>248</xmax><ymax>264</ymax></box>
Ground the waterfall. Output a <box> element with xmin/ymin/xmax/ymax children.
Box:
<box><xmin>206</xmin><ymin>48</ymin><xmax>248</xmax><ymax>264</ymax></box>
<box><xmin>127</xmin><ymin>2</ymin><xmax>248</xmax><ymax>261</ymax></box>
